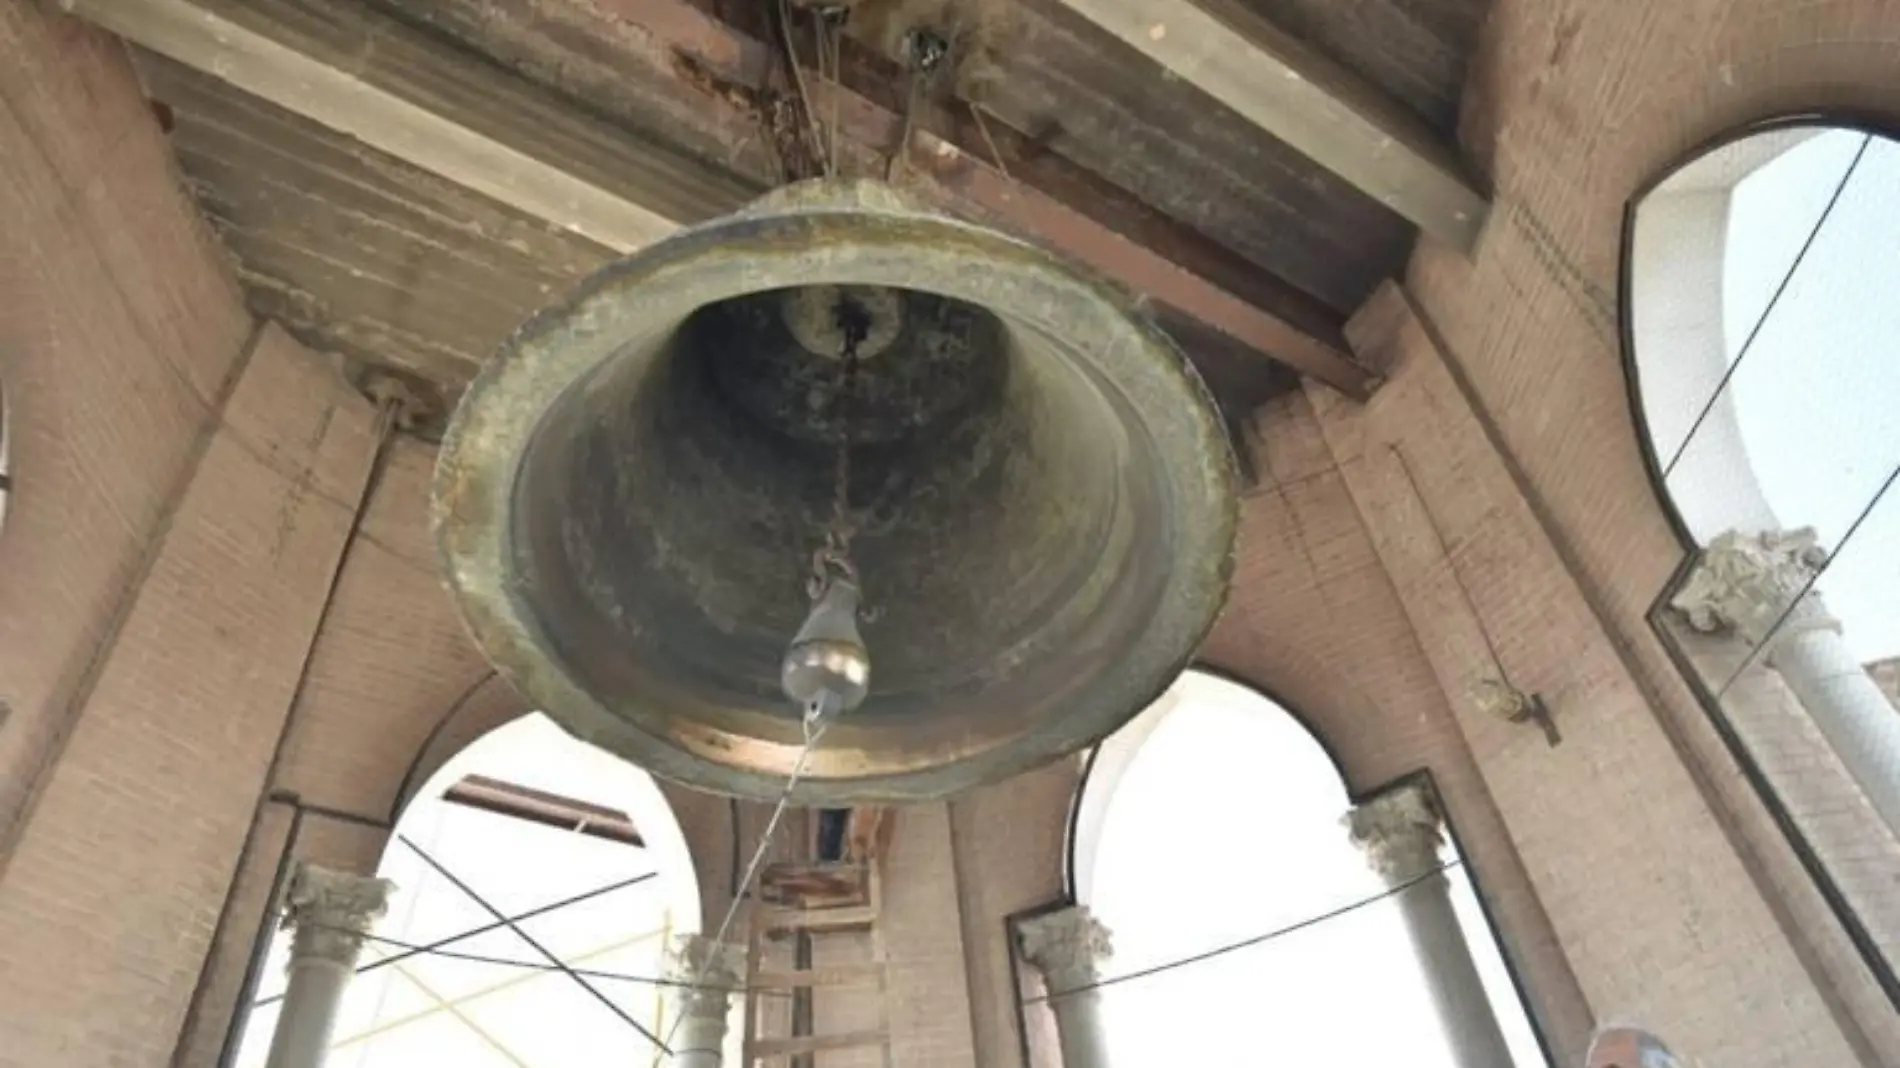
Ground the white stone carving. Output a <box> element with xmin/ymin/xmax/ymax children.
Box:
<box><xmin>1345</xmin><ymin>782</ymin><xmax>1444</xmax><ymax>885</ymax></box>
<box><xmin>1669</xmin><ymin>528</ymin><xmax>1829</xmax><ymax>642</ymax></box>
<box><xmin>1017</xmin><ymin>905</ymin><xmax>1113</xmax><ymax>995</ymax></box>
<box><xmin>667</xmin><ymin>933</ymin><xmax>743</xmax><ymax>1020</ymax></box>
<box><xmin>280</xmin><ymin>864</ymin><xmax>394</xmax><ymax>967</ymax></box>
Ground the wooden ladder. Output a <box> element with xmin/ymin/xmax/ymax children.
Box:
<box><xmin>741</xmin><ymin>810</ymin><xmax>895</xmax><ymax>1067</ymax></box>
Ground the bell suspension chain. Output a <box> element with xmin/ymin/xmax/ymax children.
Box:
<box><xmin>812</xmin><ymin>301</ymin><xmax>868</xmax><ymax>597</ymax></box>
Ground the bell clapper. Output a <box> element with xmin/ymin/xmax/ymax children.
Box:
<box><xmin>781</xmin><ymin>295</ymin><xmax>875</xmax><ymax>725</ymax></box>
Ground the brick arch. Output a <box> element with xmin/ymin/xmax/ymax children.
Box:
<box><xmin>382</xmin><ymin>665</ymin><xmax>739</xmax><ymax>926</ymax></box>
<box><xmin>1198</xmin><ymin>636</ymin><xmax>1395</xmax><ymax>795</ymax></box>
<box><xmin>1065</xmin><ymin>667</ymin><xmax>1352</xmax><ymax>903</ymax></box>
<box><xmin>390</xmin><ymin>669</ymin><xmax>519</xmax><ymax>821</ymax></box>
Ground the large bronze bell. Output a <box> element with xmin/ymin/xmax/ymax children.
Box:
<box><xmin>433</xmin><ymin>180</ymin><xmax>1236</xmax><ymax>802</ymax></box>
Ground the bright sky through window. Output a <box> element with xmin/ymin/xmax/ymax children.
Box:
<box><xmin>1080</xmin><ymin>673</ymin><xmax>1546</xmax><ymax>1067</ymax></box>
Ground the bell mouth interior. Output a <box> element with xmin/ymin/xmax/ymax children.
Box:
<box><xmin>512</xmin><ymin>279</ymin><xmax>1159</xmax><ymax>751</ymax></box>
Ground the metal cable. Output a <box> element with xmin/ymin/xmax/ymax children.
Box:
<box><xmin>399</xmin><ymin>835</ymin><xmax>669</xmax><ymax>1052</ymax></box>
<box><xmin>887</xmin><ymin>71</ymin><xmax>923</xmax><ymax>182</ymax></box>
<box><xmin>1387</xmin><ymin>445</ymin><xmax>1521</xmax><ymax>694</ymax></box>
<box><xmin>1024</xmin><ymin>859</ymin><xmax>1464</xmax><ymax>1005</ymax></box>
<box><xmin>254</xmin><ymin>872</ymin><xmax>660</xmax><ymax>1007</ymax></box>
<box><xmin>299</xmin><ymin>926</ymin><xmax>793</xmax><ymax>998</ymax></box>
<box><xmin>305</xmin><ymin>860</ymin><xmax>1463</xmax><ymax>1011</ymax></box>
<box><xmin>1661</xmin><ymin>133</ymin><xmax>1871</xmax><ymax>479</ymax></box>
<box><xmin>656</xmin><ymin>714</ymin><xmax>835</xmax><ymax>1050</ymax></box>
<box><xmin>969</xmin><ymin>101</ymin><xmax>1011</xmax><ymax>182</ymax></box>
<box><xmin>773</xmin><ymin>0</ymin><xmax>826</xmax><ymax>179</ymax></box>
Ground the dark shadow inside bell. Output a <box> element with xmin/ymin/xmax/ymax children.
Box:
<box><xmin>510</xmin><ymin>281</ymin><xmax>1153</xmax><ymax>736</ymax></box>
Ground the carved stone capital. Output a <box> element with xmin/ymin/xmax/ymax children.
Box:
<box><xmin>667</xmin><ymin>934</ymin><xmax>742</xmax><ymax>1019</ymax></box>
<box><xmin>1017</xmin><ymin>905</ymin><xmax>1112</xmax><ymax>995</ymax></box>
<box><xmin>280</xmin><ymin>863</ymin><xmax>393</xmax><ymax>967</ymax></box>
<box><xmin>1344</xmin><ymin>782</ymin><xmax>1444</xmax><ymax>885</ymax></box>
<box><xmin>1669</xmin><ymin>528</ymin><xmax>1832</xmax><ymax>644</ymax></box>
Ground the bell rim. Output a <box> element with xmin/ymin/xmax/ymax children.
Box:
<box><xmin>433</xmin><ymin>180</ymin><xmax>1238</xmax><ymax>803</ymax></box>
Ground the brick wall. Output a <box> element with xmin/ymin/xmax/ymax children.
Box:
<box><xmin>0</xmin><ymin>316</ymin><xmax>380</xmax><ymax>1068</ymax></box>
<box><xmin>1316</xmin><ymin>284</ymin><xmax>1863</xmax><ymax>1068</ymax></box>
<box><xmin>1661</xmin><ymin>615</ymin><xmax>1900</xmax><ymax>974</ymax></box>
<box><xmin>1405</xmin><ymin>0</ymin><xmax>1900</xmax><ymax>1059</ymax></box>
<box><xmin>0</xmin><ymin>1</ymin><xmax>251</xmax><ymax>851</ymax></box>
<box><xmin>0</xmin><ymin>7</ymin><xmax>389</xmax><ymax>1065</ymax></box>
<box><xmin>950</xmin><ymin>761</ymin><xmax>1076</xmax><ymax>1068</ymax></box>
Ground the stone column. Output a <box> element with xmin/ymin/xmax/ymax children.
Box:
<box><xmin>1670</xmin><ymin>528</ymin><xmax>1900</xmax><ymax>835</ymax></box>
<box><xmin>1346</xmin><ymin>784</ymin><xmax>1512</xmax><ymax>1068</ymax></box>
<box><xmin>666</xmin><ymin>934</ymin><xmax>741</xmax><ymax>1068</ymax></box>
<box><xmin>264</xmin><ymin>864</ymin><xmax>393</xmax><ymax>1068</ymax></box>
<box><xmin>1017</xmin><ymin>905</ymin><xmax>1114</xmax><ymax>1068</ymax></box>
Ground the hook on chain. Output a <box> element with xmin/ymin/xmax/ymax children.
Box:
<box><xmin>807</xmin><ymin>541</ymin><xmax>860</xmax><ymax>600</ymax></box>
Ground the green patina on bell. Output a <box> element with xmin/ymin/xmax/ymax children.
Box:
<box><xmin>433</xmin><ymin>179</ymin><xmax>1237</xmax><ymax>802</ymax></box>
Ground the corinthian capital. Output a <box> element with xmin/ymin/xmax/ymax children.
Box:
<box><xmin>1344</xmin><ymin>782</ymin><xmax>1444</xmax><ymax>885</ymax></box>
<box><xmin>1018</xmin><ymin>905</ymin><xmax>1113</xmax><ymax>995</ymax></box>
<box><xmin>1669</xmin><ymin>528</ymin><xmax>1829</xmax><ymax>642</ymax></box>
<box><xmin>667</xmin><ymin>934</ymin><xmax>743</xmax><ymax>1019</ymax></box>
<box><xmin>281</xmin><ymin>863</ymin><xmax>393</xmax><ymax>967</ymax></box>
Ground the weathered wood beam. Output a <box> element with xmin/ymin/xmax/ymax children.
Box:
<box><xmin>64</xmin><ymin>0</ymin><xmax>1373</xmax><ymax>394</ymax></box>
<box><xmin>844</xmin><ymin>805</ymin><xmax>893</xmax><ymax>862</ymax></box>
<box><xmin>590</xmin><ymin>0</ymin><xmax>1372</xmax><ymax>394</ymax></box>
<box><xmin>61</xmin><ymin>0</ymin><xmax>754</xmax><ymax>252</ymax></box>
<box><xmin>1048</xmin><ymin>0</ymin><xmax>1490</xmax><ymax>251</ymax></box>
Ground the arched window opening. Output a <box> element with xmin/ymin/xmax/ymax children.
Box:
<box><xmin>234</xmin><ymin>713</ymin><xmax>707</xmax><ymax>1067</ymax></box>
<box><xmin>1627</xmin><ymin>120</ymin><xmax>1900</xmax><ymax>992</ymax></box>
<box><xmin>1061</xmin><ymin>671</ymin><xmax>1545</xmax><ymax>1066</ymax></box>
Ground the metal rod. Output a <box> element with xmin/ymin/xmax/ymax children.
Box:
<box><xmin>1661</xmin><ymin>133</ymin><xmax>1871</xmax><ymax>479</ymax></box>
<box><xmin>1387</xmin><ymin>445</ymin><xmax>1519</xmax><ymax>692</ymax></box>
<box><xmin>397</xmin><ymin>835</ymin><xmax>670</xmax><ymax>1053</ymax></box>
<box><xmin>253</xmin><ymin>870</ymin><xmax>659</xmax><ymax>1007</ymax></box>
<box><xmin>213</xmin><ymin>804</ymin><xmax>303</xmax><ymax>1068</ymax></box>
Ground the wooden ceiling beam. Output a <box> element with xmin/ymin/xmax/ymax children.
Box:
<box><xmin>59</xmin><ymin>0</ymin><xmax>754</xmax><ymax>251</ymax></box>
<box><xmin>1048</xmin><ymin>0</ymin><xmax>1490</xmax><ymax>251</ymax></box>
<box><xmin>63</xmin><ymin>0</ymin><xmax>1374</xmax><ymax>395</ymax></box>
<box><xmin>591</xmin><ymin>0</ymin><xmax>1372</xmax><ymax>395</ymax></box>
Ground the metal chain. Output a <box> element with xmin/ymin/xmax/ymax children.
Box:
<box><xmin>810</xmin><ymin>309</ymin><xmax>867</xmax><ymax>597</ymax></box>
<box><xmin>773</xmin><ymin>0</ymin><xmax>829</xmax><ymax>180</ymax></box>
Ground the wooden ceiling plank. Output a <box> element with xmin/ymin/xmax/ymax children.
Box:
<box><xmin>62</xmin><ymin>0</ymin><xmax>700</xmax><ymax>252</ymax></box>
<box><xmin>1048</xmin><ymin>0</ymin><xmax>1490</xmax><ymax>250</ymax></box>
<box><xmin>64</xmin><ymin>0</ymin><xmax>1372</xmax><ymax>394</ymax></box>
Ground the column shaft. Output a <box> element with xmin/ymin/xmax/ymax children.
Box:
<box><xmin>667</xmin><ymin>934</ymin><xmax>739</xmax><ymax>1067</ymax></box>
<box><xmin>1394</xmin><ymin>871</ymin><xmax>1513</xmax><ymax>1068</ymax></box>
<box><xmin>1347</xmin><ymin>784</ymin><xmax>1513</xmax><ymax>1068</ymax></box>
<box><xmin>1670</xmin><ymin>528</ymin><xmax>1900</xmax><ymax>836</ymax></box>
<box><xmin>264</xmin><ymin>959</ymin><xmax>352</xmax><ymax>1068</ymax></box>
<box><xmin>1772</xmin><ymin>626</ymin><xmax>1900</xmax><ymax>834</ymax></box>
<box><xmin>1049</xmin><ymin>988</ymin><xmax>1112</xmax><ymax>1068</ymax></box>
<box><xmin>674</xmin><ymin>1017</ymin><xmax>724</xmax><ymax>1068</ymax></box>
